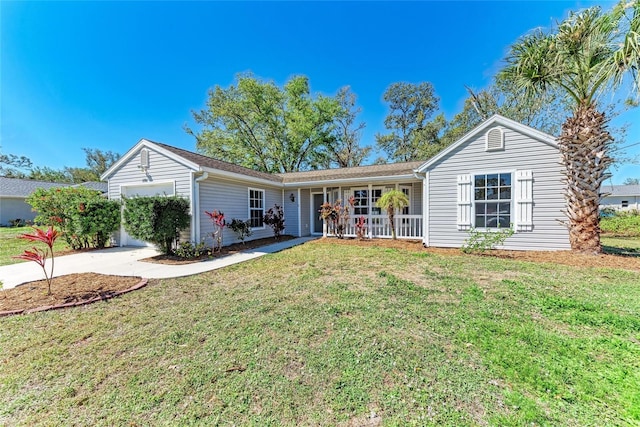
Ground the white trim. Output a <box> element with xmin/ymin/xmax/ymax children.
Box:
<box><xmin>310</xmin><ymin>191</ymin><xmax>325</xmax><ymax>236</ymax></box>
<box><xmin>469</xmin><ymin>170</ymin><xmax>516</xmax><ymax>231</ymax></box>
<box><xmin>281</xmin><ymin>174</ymin><xmax>419</xmax><ymax>188</ymax></box>
<box><xmin>297</xmin><ymin>188</ymin><xmax>302</xmax><ymax>238</ymax></box>
<box><xmin>248</xmin><ymin>187</ymin><xmax>266</xmax><ymax>230</ymax></box>
<box><xmin>202</xmin><ymin>166</ymin><xmax>283</xmax><ymax>188</ymax></box>
<box><xmin>423</xmin><ymin>171</ymin><xmax>430</xmax><ymax>246</ymax></box>
<box><xmin>193</xmin><ymin>172</ymin><xmax>209</xmax><ymax>243</ymax></box>
<box><xmin>416</xmin><ymin>114</ymin><xmax>558</xmax><ymax>173</ymax></box>
<box><xmin>102</xmin><ymin>139</ymin><xmax>199</xmax><ymax>180</ymax></box>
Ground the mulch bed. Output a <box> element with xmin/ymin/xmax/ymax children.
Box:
<box><xmin>311</xmin><ymin>237</ymin><xmax>640</xmax><ymax>272</ymax></box>
<box><xmin>0</xmin><ymin>273</ymin><xmax>145</xmax><ymax>316</ymax></box>
<box><xmin>143</xmin><ymin>235</ymin><xmax>296</xmax><ymax>265</ymax></box>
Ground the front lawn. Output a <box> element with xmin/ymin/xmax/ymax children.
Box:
<box><xmin>1</xmin><ymin>241</ymin><xmax>638</xmax><ymax>425</ymax></box>
<box><xmin>0</xmin><ymin>226</ymin><xmax>68</xmax><ymax>267</ymax></box>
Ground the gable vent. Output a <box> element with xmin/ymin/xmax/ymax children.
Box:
<box><xmin>140</xmin><ymin>149</ymin><xmax>150</xmax><ymax>170</ymax></box>
<box><xmin>486</xmin><ymin>127</ymin><xmax>504</xmax><ymax>151</ymax></box>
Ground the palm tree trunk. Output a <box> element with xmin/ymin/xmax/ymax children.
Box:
<box><xmin>558</xmin><ymin>106</ymin><xmax>613</xmax><ymax>254</ymax></box>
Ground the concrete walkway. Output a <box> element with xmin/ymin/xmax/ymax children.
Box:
<box><xmin>1</xmin><ymin>236</ymin><xmax>317</xmax><ymax>289</ymax></box>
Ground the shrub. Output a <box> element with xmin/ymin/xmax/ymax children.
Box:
<box><xmin>8</xmin><ymin>219</ymin><xmax>25</xmax><ymax>227</ymax></box>
<box><xmin>26</xmin><ymin>187</ymin><xmax>120</xmax><ymax>249</ymax></box>
<box><xmin>600</xmin><ymin>209</ymin><xmax>640</xmax><ymax>236</ymax></box>
<box><xmin>263</xmin><ymin>204</ymin><xmax>285</xmax><ymax>239</ymax></box>
<box><xmin>228</xmin><ymin>218</ymin><xmax>252</xmax><ymax>244</ymax></box>
<box><xmin>461</xmin><ymin>226</ymin><xmax>514</xmax><ymax>254</ymax></box>
<box><xmin>205</xmin><ymin>210</ymin><xmax>226</xmax><ymax>252</ymax></box>
<box><xmin>123</xmin><ymin>196</ymin><xmax>190</xmax><ymax>255</ymax></box>
<box><xmin>174</xmin><ymin>241</ymin><xmax>211</xmax><ymax>259</ymax></box>
<box><xmin>319</xmin><ymin>197</ymin><xmax>354</xmax><ymax>239</ymax></box>
<box><xmin>355</xmin><ymin>216</ymin><xmax>367</xmax><ymax>240</ymax></box>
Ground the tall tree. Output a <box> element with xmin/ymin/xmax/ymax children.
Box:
<box><xmin>501</xmin><ymin>1</ymin><xmax>640</xmax><ymax>253</ymax></box>
<box><xmin>187</xmin><ymin>74</ymin><xmax>342</xmax><ymax>173</ymax></box>
<box><xmin>83</xmin><ymin>148</ymin><xmax>121</xmax><ymax>177</ymax></box>
<box><xmin>0</xmin><ymin>154</ymin><xmax>32</xmax><ymax>178</ymax></box>
<box><xmin>442</xmin><ymin>77</ymin><xmax>569</xmax><ymax>146</ymax></box>
<box><xmin>623</xmin><ymin>177</ymin><xmax>640</xmax><ymax>185</ymax></box>
<box><xmin>375</xmin><ymin>82</ymin><xmax>444</xmax><ymax>162</ymax></box>
<box><xmin>321</xmin><ymin>86</ymin><xmax>370</xmax><ymax>168</ymax></box>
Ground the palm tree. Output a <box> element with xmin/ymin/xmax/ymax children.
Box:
<box><xmin>500</xmin><ymin>1</ymin><xmax>639</xmax><ymax>253</ymax></box>
<box><xmin>376</xmin><ymin>190</ymin><xmax>410</xmax><ymax>240</ymax></box>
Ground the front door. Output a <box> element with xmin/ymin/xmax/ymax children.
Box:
<box><xmin>312</xmin><ymin>193</ymin><xmax>324</xmax><ymax>234</ymax></box>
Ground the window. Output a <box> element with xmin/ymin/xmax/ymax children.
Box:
<box><xmin>400</xmin><ymin>185</ymin><xmax>411</xmax><ymax>215</ymax></box>
<box><xmin>621</xmin><ymin>200</ymin><xmax>629</xmax><ymax>208</ymax></box>
<box><xmin>353</xmin><ymin>189</ymin><xmax>368</xmax><ymax>215</ymax></box>
<box><xmin>474</xmin><ymin>173</ymin><xmax>512</xmax><ymax>228</ymax></box>
<box><xmin>249</xmin><ymin>188</ymin><xmax>264</xmax><ymax>228</ymax></box>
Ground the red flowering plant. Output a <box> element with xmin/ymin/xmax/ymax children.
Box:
<box><xmin>355</xmin><ymin>216</ymin><xmax>367</xmax><ymax>240</ymax></box>
<box><xmin>205</xmin><ymin>210</ymin><xmax>226</xmax><ymax>252</ymax></box>
<box><xmin>13</xmin><ymin>226</ymin><xmax>59</xmax><ymax>295</ymax></box>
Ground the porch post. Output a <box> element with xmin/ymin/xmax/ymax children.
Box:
<box><xmin>368</xmin><ymin>183</ymin><xmax>373</xmax><ymax>238</ymax></box>
<box><xmin>323</xmin><ymin>186</ymin><xmax>327</xmax><ymax>237</ymax></box>
<box><xmin>423</xmin><ymin>172</ymin><xmax>429</xmax><ymax>246</ymax></box>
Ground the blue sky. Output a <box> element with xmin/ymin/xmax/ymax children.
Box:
<box><xmin>2</xmin><ymin>1</ymin><xmax>637</xmax><ymax>183</ymax></box>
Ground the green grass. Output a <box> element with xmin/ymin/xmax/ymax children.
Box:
<box><xmin>0</xmin><ymin>226</ymin><xmax>68</xmax><ymax>266</ymax></box>
<box><xmin>1</xmin><ymin>242</ymin><xmax>639</xmax><ymax>425</ymax></box>
<box><xmin>602</xmin><ymin>235</ymin><xmax>640</xmax><ymax>256</ymax></box>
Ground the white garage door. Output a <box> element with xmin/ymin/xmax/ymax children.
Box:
<box><xmin>121</xmin><ymin>182</ymin><xmax>175</xmax><ymax>247</ymax></box>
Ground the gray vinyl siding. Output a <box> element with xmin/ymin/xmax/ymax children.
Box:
<box><xmin>283</xmin><ymin>189</ymin><xmax>300</xmax><ymax>237</ymax></box>
<box><xmin>0</xmin><ymin>197</ymin><xmax>35</xmax><ymax>226</ymax></box>
<box><xmin>426</xmin><ymin>126</ymin><xmax>570</xmax><ymax>251</ymax></box>
<box><xmin>299</xmin><ymin>189</ymin><xmax>311</xmax><ymax>236</ymax></box>
<box><xmin>107</xmin><ymin>147</ymin><xmax>193</xmax><ymax>200</ymax></box>
<box><xmin>198</xmin><ymin>177</ymin><xmax>283</xmax><ymax>245</ymax></box>
<box><xmin>107</xmin><ymin>147</ymin><xmax>194</xmax><ymax>245</ymax></box>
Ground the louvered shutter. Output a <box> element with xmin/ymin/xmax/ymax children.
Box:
<box><xmin>486</xmin><ymin>127</ymin><xmax>504</xmax><ymax>151</ymax></box>
<box><xmin>515</xmin><ymin>170</ymin><xmax>533</xmax><ymax>232</ymax></box>
<box><xmin>457</xmin><ymin>174</ymin><xmax>472</xmax><ymax>230</ymax></box>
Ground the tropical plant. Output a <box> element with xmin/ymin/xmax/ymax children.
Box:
<box><xmin>319</xmin><ymin>197</ymin><xmax>354</xmax><ymax>239</ymax></box>
<box><xmin>13</xmin><ymin>226</ymin><xmax>59</xmax><ymax>295</ymax></box>
<box><xmin>263</xmin><ymin>204</ymin><xmax>285</xmax><ymax>239</ymax></box>
<box><xmin>205</xmin><ymin>210</ymin><xmax>226</xmax><ymax>252</ymax></box>
<box><xmin>500</xmin><ymin>1</ymin><xmax>640</xmax><ymax>253</ymax></box>
<box><xmin>228</xmin><ymin>218</ymin><xmax>253</xmax><ymax>244</ymax></box>
<box><xmin>375</xmin><ymin>190</ymin><xmax>409</xmax><ymax>240</ymax></box>
<box><xmin>173</xmin><ymin>241</ymin><xmax>211</xmax><ymax>259</ymax></box>
<box><xmin>355</xmin><ymin>216</ymin><xmax>367</xmax><ymax>240</ymax></box>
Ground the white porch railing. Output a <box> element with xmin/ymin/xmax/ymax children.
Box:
<box><xmin>328</xmin><ymin>215</ymin><xmax>423</xmax><ymax>239</ymax></box>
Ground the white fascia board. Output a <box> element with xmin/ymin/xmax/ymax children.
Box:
<box><xmin>201</xmin><ymin>166</ymin><xmax>284</xmax><ymax>188</ymax></box>
<box><xmin>101</xmin><ymin>139</ymin><xmax>200</xmax><ymax>180</ymax></box>
<box><xmin>282</xmin><ymin>174</ymin><xmax>419</xmax><ymax>188</ymax></box>
<box><xmin>416</xmin><ymin>114</ymin><xmax>558</xmax><ymax>173</ymax></box>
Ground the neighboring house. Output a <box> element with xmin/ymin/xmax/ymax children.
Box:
<box><xmin>0</xmin><ymin>177</ymin><xmax>108</xmax><ymax>226</ymax></box>
<box><xmin>102</xmin><ymin>114</ymin><xmax>571</xmax><ymax>251</ymax></box>
<box><xmin>600</xmin><ymin>184</ymin><xmax>640</xmax><ymax>211</ymax></box>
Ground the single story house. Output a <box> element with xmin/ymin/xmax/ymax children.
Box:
<box><xmin>0</xmin><ymin>177</ymin><xmax>108</xmax><ymax>226</ymax></box>
<box><xmin>101</xmin><ymin>114</ymin><xmax>571</xmax><ymax>251</ymax></box>
<box><xmin>600</xmin><ymin>184</ymin><xmax>640</xmax><ymax>211</ymax></box>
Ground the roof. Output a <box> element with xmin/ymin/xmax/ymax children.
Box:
<box><xmin>0</xmin><ymin>177</ymin><xmax>69</xmax><ymax>198</ymax></box>
<box><xmin>417</xmin><ymin>114</ymin><xmax>557</xmax><ymax>173</ymax></box>
<box><xmin>600</xmin><ymin>184</ymin><xmax>640</xmax><ymax>197</ymax></box>
<box><xmin>153</xmin><ymin>142</ymin><xmax>283</xmax><ymax>184</ymax></box>
<box><xmin>73</xmin><ymin>181</ymin><xmax>108</xmax><ymax>193</ymax></box>
<box><xmin>279</xmin><ymin>161</ymin><xmax>424</xmax><ymax>184</ymax></box>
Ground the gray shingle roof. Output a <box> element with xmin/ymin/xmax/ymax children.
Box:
<box><xmin>278</xmin><ymin>161</ymin><xmax>425</xmax><ymax>184</ymax></box>
<box><xmin>151</xmin><ymin>141</ymin><xmax>424</xmax><ymax>185</ymax></box>
<box><xmin>0</xmin><ymin>177</ymin><xmax>70</xmax><ymax>198</ymax></box>
<box><xmin>72</xmin><ymin>181</ymin><xmax>108</xmax><ymax>193</ymax></box>
<box><xmin>152</xmin><ymin>142</ymin><xmax>284</xmax><ymax>184</ymax></box>
<box><xmin>600</xmin><ymin>184</ymin><xmax>640</xmax><ymax>196</ymax></box>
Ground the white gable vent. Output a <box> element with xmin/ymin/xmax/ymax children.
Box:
<box><xmin>139</xmin><ymin>148</ymin><xmax>150</xmax><ymax>170</ymax></box>
<box><xmin>486</xmin><ymin>127</ymin><xmax>504</xmax><ymax>151</ymax></box>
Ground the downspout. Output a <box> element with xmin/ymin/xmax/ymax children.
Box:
<box><xmin>193</xmin><ymin>172</ymin><xmax>209</xmax><ymax>243</ymax></box>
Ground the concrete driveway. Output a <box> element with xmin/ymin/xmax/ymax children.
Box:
<box><xmin>1</xmin><ymin>237</ymin><xmax>317</xmax><ymax>289</ymax></box>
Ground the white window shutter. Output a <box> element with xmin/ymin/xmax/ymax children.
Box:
<box><xmin>515</xmin><ymin>170</ymin><xmax>533</xmax><ymax>232</ymax></box>
<box><xmin>457</xmin><ymin>174</ymin><xmax>472</xmax><ymax>230</ymax></box>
